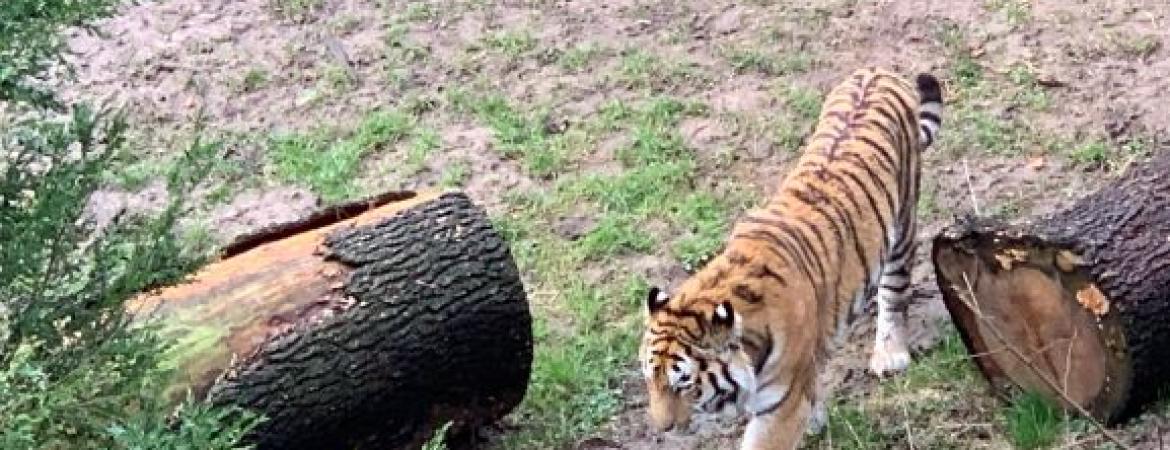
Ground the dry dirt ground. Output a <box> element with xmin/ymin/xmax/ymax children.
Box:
<box><xmin>57</xmin><ymin>0</ymin><xmax>1170</xmax><ymax>448</ymax></box>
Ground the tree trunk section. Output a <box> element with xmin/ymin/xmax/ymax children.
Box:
<box><xmin>127</xmin><ymin>191</ymin><xmax>533</xmax><ymax>449</ymax></box>
<box><xmin>932</xmin><ymin>152</ymin><xmax>1170</xmax><ymax>425</ymax></box>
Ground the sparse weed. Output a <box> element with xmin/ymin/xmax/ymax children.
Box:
<box><xmin>269</xmin><ymin>0</ymin><xmax>321</xmax><ymax>22</ymax></box>
<box><xmin>952</xmin><ymin>54</ymin><xmax>984</xmax><ymax>91</ymax></box>
<box><xmin>240</xmin><ymin>68</ymin><xmax>268</xmax><ymax>93</ymax></box>
<box><xmin>724</xmin><ymin>47</ymin><xmax>812</xmax><ymax>76</ymax></box>
<box><xmin>615</xmin><ymin>50</ymin><xmax>708</xmax><ymax>91</ymax></box>
<box><xmin>405</xmin><ymin>128</ymin><xmax>440</xmax><ymax>174</ymax></box>
<box><xmin>558</xmin><ymin>42</ymin><xmax>605</xmax><ymax>72</ymax></box>
<box><xmin>420</xmin><ymin>422</ymin><xmax>451</xmax><ymax>450</ymax></box>
<box><xmin>1067</xmin><ymin>139</ymin><xmax>1109</xmax><ymax>166</ymax></box>
<box><xmin>402</xmin><ymin>3</ymin><xmax>434</xmax><ymax>22</ymax></box>
<box><xmin>321</xmin><ymin>64</ymin><xmax>354</xmax><ymax>92</ymax></box>
<box><xmin>1109</xmin><ymin>32</ymin><xmax>1161</xmax><ymax>59</ymax></box>
<box><xmin>815</xmin><ymin>403</ymin><xmax>890</xmax><ymax>449</ymax></box>
<box><xmin>385</xmin><ymin>24</ymin><xmax>429</xmax><ymax>63</ymax></box>
<box><xmin>483</xmin><ymin>30</ymin><xmax>538</xmax><ymax>58</ymax></box>
<box><xmin>917</xmin><ymin>179</ymin><xmax>940</xmax><ymax>218</ymax></box>
<box><xmin>439</xmin><ymin>161</ymin><xmax>468</xmax><ymax>188</ymax></box>
<box><xmin>1006</xmin><ymin>64</ymin><xmax>1049</xmax><ymax>110</ymax></box>
<box><xmin>781</xmin><ymin>85</ymin><xmax>823</xmax><ymax>121</ymax></box>
<box><xmin>985</xmin><ymin>0</ymin><xmax>1032</xmax><ymax>26</ymax></box>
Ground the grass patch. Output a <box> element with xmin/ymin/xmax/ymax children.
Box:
<box><xmin>723</xmin><ymin>47</ymin><xmax>812</xmax><ymax>76</ymax></box>
<box><xmin>439</xmin><ymin>161</ymin><xmax>468</xmax><ymax>188</ymax></box>
<box><xmin>1006</xmin><ymin>64</ymin><xmax>1050</xmax><ymax>110</ymax></box>
<box><xmin>576</xmin><ymin>215</ymin><xmax>654</xmax><ymax>259</ymax></box>
<box><xmin>1066</xmin><ymin>139</ymin><xmax>1109</xmax><ymax>166</ymax></box>
<box><xmin>482</xmin><ymin>30</ymin><xmax>538</xmax><ymax>58</ymax></box>
<box><xmin>816</xmin><ymin>403</ymin><xmax>890</xmax><ymax>449</ymax></box>
<box><xmin>614</xmin><ymin>49</ymin><xmax>709</xmax><ymax>91</ymax></box>
<box><xmin>780</xmin><ymin>85</ymin><xmax>823</xmax><ymax>121</ymax></box>
<box><xmin>1003</xmin><ymin>391</ymin><xmax>1066</xmax><ymax>449</ymax></box>
<box><xmin>493</xmin><ymin>219</ymin><xmax>648</xmax><ymax>447</ymax></box>
<box><xmin>453</xmin><ymin>92</ymin><xmax>592</xmax><ymax>177</ymax></box>
<box><xmin>557</xmin><ymin>42</ymin><xmax>605</xmax><ymax>72</ymax></box>
<box><xmin>269</xmin><ymin>109</ymin><xmax>414</xmax><ymax>201</ymax></box>
<box><xmin>670</xmin><ymin>193</ymin><xmax>736</xmax><ymax>271</ymax></box>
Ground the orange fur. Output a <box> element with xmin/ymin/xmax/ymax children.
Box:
<box><xmin>640</xmin><ymin>67</ymin><xmax>944</xmax><ymax>449</ymax></box>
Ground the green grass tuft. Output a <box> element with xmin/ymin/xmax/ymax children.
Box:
<box><xmin>483</xmin><ymin>30</ymin><xmax>538</xmax><ymax>58</ymax></box>
<box><xmin>1004</xmin><ymin>391</ymin><xmax>1066</xmax><ymax>449</ymax></box>
<box><xmin>724</xmin><ymin>47</ymin><xmax>812</xmax><ymax>76</ymax></box>
<box><xmin>558</xmin><ymin>42</ymin><xmax>605</xmax><ymax>72</ymax></box>
<box><xmin>576</xmin><ymin>214</ymin><xmax>654</xmax><ymax>259</ymax></box>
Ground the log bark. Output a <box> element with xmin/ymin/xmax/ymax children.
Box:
<box><xmin>932</xmin><ymin>152</ymin><xmax>1170</xmax><ymax>425</ymax></box>
<box><xmin>127</xmin><ymin>191</ymin><xmax>533</xmax><ymax>449</ymax></box>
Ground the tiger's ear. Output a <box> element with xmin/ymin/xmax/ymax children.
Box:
<box><xmin>647</xmin><ymin>286</ymin><xmax>670</xmax><ymax>313</ymax></box>
<box><xmin>712</xmin><ymin>301</ymin><xmax>734</xmax><ymax>328</ymax></box>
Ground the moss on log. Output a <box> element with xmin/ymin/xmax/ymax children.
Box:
<box><xmin>127</xmin><ymin>191</ymin><xmax>533</xmax><ymax>449</ymax></box>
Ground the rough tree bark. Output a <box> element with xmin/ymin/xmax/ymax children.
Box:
<box><xmin>932</xmin><ymin>151</ymin><xmax>1170</xmax><ymax>425</ymax></box>
<box><xmin>127</xmin><ymin>191</ymin><xmax>533</xmax><ymax>449</ymax></box>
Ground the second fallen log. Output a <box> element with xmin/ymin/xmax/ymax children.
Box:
<box><xmin>933</xmin><ymin>151</ymin><xmax>1170</xmax><ymax>425</ymax></box>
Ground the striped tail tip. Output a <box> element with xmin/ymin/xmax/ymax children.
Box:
<box><xmin>915</xmin><ymin>73</ymin><xmax>944</xmax><ymax>148</ymax></box>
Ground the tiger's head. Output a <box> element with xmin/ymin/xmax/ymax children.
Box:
<box><xmin>639</xmin><ymin>284</ymin><xmax>757</xmax><ymax>432</ymax></box>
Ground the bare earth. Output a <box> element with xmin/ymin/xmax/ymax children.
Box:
<box><xmin>58</xmin><ymin>0</ymin><xmax>1170</xmax><ymax>448</ymax></box>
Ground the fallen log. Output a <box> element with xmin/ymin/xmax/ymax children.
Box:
<box><xmin>932</xmin><ymin>152</ymin><xmax>1170</xmax><ymax>425</ymax></box>
<box><xmin>127</xmin><ymin>190</ymin><xmax>533</xmax><ymax>449</ymax></box>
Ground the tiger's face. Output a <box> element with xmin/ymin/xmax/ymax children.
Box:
<box><xmin>640</xmin><ymin>286</ymin><xmax>757</xmax><ymax>432</ymax></box>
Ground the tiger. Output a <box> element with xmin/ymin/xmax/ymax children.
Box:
<box><xmin>639</xmin><ymin>67</ymin><xmax>944</xmax><ymax>449</ymax></box>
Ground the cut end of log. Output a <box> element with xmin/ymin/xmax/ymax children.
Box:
<box><xmin>933</xmin><ymin>221</ymin><xmax>1131</xmax><ymax>424</ymax></box>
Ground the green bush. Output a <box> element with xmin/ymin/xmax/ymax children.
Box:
<box><xmin>0</xmin><ymin>0</ymin><xmax>121</xmax><ymax>108</ymax></box>
<box><xmin>1</xmin><ymin>1</ymin><xmax>262</xmax><ymax>448</ymax></box>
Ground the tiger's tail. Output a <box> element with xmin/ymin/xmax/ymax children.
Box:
<box><xmin>915</xmin><ymin>73</ymin><xmax>944</xmax><ymax>148</ymax></box>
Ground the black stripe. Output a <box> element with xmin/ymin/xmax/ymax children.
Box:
<box><xmin>707</xmin><ymin>372</ymin><xmax>725</xmax><ymax>397</ymax></box>
<box><xmin>753</xmin><ymin>263</ymin><xmax>787</xmax><ymax>286</ymax></box>
<box><xmin>869</xmin><ymin>106</ymin><xmax>906</xmax><ymax>148</ymax></box>
<box><xmin>880</xmin><ymin>283</ymin><xmax>911</xmax><ymax>292</ymax></box>
<box><xmin>856</xmin><ymin>135</ymin><xmax>897</xmax><ymax>175</ymax></box>
<box><xmin>753</xmin><ymin>326</ymin><xmax>774</xmax><ymax>376</ymax></box>
<box><xmin>733</xmin><ymin>284</ymin><xmax>765</xmax><ymax>304</ymax></box>
<box><xmin>919</xmin><ymin>111</ymin><xmax>941</xmax><ymax>124</ymax></box>
<box><xmin>754</xmin><ymin>397</ymin><xmax>783</xmax><ymax>416</ymax></box>
<box><xmin>843</xmin><ymin>152</ymin><xmax>897</xmax><ymax>222</ymax></box>
<box><xmin>733</xmin><ymin>229</ymin><xmax>821</xmax><ymax>302</ymax></box>
<box><xmin>839</xmin><ymin>169</ymin><xmax>889</xmax><ymax>233</ymax></box>
<box><xmin>878</xmin><ymin>86</ymin><xmax>918</xmax><ymax>132</ymax></box>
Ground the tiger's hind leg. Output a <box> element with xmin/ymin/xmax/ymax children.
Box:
<box><xmin>868</xmin><ymin>220</ymin><xmax>916</xmax><ymax>376</ymax></box>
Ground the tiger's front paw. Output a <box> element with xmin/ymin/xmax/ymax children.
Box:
<box><xmin>868</xmin><ymin>343</ymin><xmax>911</xmax><ymax>377</ymax></box>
